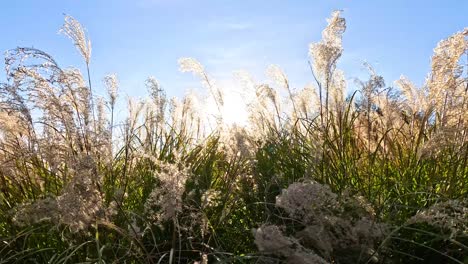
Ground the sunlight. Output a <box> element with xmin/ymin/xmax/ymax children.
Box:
<box><xmin>220</xmin><ymin>87</ymin><xmax>249</xmax><ymax>126</ymax></box>
<box><xmin>202</xmin><ymin>80</ymin><xmax>250</xmax><ymax>127</ymax></box>
<box><xmin>2</xmin><ymin>5</ymin><xmax>467</xmax><ymax>263</ymax></box>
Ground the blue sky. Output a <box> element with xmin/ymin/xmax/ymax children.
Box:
<box><xmin>1</xmin><ymin>0</ymin><xmax>467</xmax><ymax>105</ymax></box>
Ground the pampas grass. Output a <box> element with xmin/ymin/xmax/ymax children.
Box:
<box><xmin>0</xmin><ymin>12</ymin><xmax>467</xmax><ymax>263</ymax></box>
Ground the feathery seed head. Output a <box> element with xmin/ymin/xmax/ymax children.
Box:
<box><xmin>266</xmin><ymin>64</ymin><xmax>288</xmax><ymax>88</ymax></box>
<box><xmin>178</xmin><ymin>57</ymin><xmax>205</xmax><ymax>77</ymax></box>
<box><xmin>309</xmin><ymin>11</ymin><xmax>346</xmax><ymax>80</ymax></box>
<box><xmin>60</xmin><ymin>15</ymin><xmax>92</xmax><ymax>65</ymax></box>
<box><xmin>103</xmin><ymin>74</ymin><xmax>119</xmax><ymax>106</ymax></box>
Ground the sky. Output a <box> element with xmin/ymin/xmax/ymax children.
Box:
<box><xmin>1</xmin><ymin>0</ymin><xmax>467</xmax><ymax>122</ymax></box>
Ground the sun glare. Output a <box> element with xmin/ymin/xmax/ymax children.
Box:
<box><xmin>201</xmin><ymin>80</ymin><xmax>250</xmax><ymax>127</ymax></box>
<box><xmin>221</xmin><ymin>89</ymin><xmax>249</xmax><ymax>126</ymax></box>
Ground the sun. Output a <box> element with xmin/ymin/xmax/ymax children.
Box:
<box><xmin>203</xmin><ymin>81</ymin><xmax>250</xmax><ymax>127</ymax></box>
<box><xmin>220</xmin><ymin>90</ymin><xmax>249</xmax><ymax>126</ymax></box>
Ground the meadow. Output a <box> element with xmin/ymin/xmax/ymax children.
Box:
<box><xmin>0</xmin><ymin>11</ymin><xmax>467</xmax><ymax>263</ymax></box>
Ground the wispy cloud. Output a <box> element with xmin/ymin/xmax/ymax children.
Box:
<box><xmin>223</xmin><ymin>22</ymin><xmax>253</xmax><ymax>31</ymax></box>
<box><xmin>200</xmin><ymin>42</ymin><xmax>269</xmax><ymax>77</ymax></box>
<box><xmin>205</xmin><ymin>18</ymin><xmax>255</xmax><ymax>32</ymax></box>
